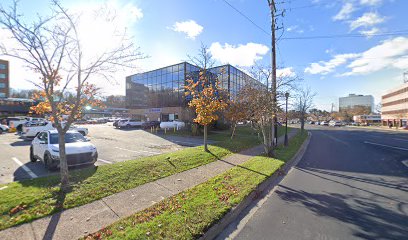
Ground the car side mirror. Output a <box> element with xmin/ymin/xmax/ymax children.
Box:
<box><xmin>85</xmin><ymin>138</ymin><xmax>90</xmax><ymax>142</ymax></box>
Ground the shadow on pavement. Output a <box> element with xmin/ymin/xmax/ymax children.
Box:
<box><xmin>14</xmin><ymin>163</ymin><xmax>97</xmax><ymax>188</ymax></box>
<box><xmin>275</xmin><ymin>185</ymin><xmax>408</xmax><ymax>240</ymax></box>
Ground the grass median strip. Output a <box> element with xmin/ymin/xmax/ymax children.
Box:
<box><xmin>84</xmin><ymin>131</ymin><xmax>307</xmax><ymax>240</ymax></box>
<box><xmin>0</xmin><ymin>126</ymin><xmax>271</xmax><ymax>231</ymax></box>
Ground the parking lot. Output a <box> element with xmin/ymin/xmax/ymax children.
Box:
<box><xmin>0</xmin><ymin>123</ymin><xmax>207</xmax><ymax>184</ymax></box>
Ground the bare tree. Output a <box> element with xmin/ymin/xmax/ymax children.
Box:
<box><xmin>249</xmin><ymin>64</ymin><xmax>301</xmax><ymax>153</ymax></box>
<box><xmin>235</xmin><ymin>84</ymin><xmax>275</xmax><ymax>156</ymax></box>
<box><xmin>187</xmin><ymin>42</ymin><xmax>215</xmax><ymax>70</ymax></box>
<box><xmin>0</xmin><ymin>0</ymin><xmax>144</xmax><ymax>191</ymax></box>
<box><xmin>293</xmin><ymin>87</ymin><xmax>316</xmax><ymax>132</ymax></box>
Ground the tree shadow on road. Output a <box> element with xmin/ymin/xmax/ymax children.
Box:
<box><xmin>275</xmin><ymin>185</ymin><xmax>408</xmax><ymax>240</ymax></box>
<box><xmin>298</xmin><ymin>167</ymin><xmax>408</xmax><ymax>193</ymax></box>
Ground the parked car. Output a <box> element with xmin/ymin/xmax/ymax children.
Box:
<box><xmin>22</xmin><ymin>121</ymin><xmax>88</xmax><ymax>138</ymax></box>
<box><xmin>30</xmin><ymin>130</ymin><xmax>98</xmax><ymax>170</ymax></box>
<box><xmin>116</xmin><ymin>119</ymin><xmax>144</xmax><ymax>128</ymax></box>
<box><xmin>308</xmin><ymin>121</ymin><xmax>315</xmax><ymax>125</ymax></box>
<box><xmin>75</xmin><ymin>119</ymin><xmax>88</xmax><ymax>124</ymax></box>
<box><xmin>142</xmin><ymin>120</ymin><xmax>161</xmax><ymax>129</ymax></box>
<box><xmin>320</xmin><ymin>121</ymin><xmax>329</xmax><ymax>126</ymax></box>
<box><xmin>0</xmin><ymin>124</ymin><xmax>9</xmax><ymax>134</ymax></box>
<box><xmin>160</xmin><ymin>121</ymin><xmax>185</xmax><ymax>129</ymax></box>
<box><xmin>6</xmin><ymin>116</ymin><xmax>28</xmax><ymax>131</ymax></box>
<box><xmin>329</xmin><ymin>120</ymin><xmax>342</xmax><ymax>127</ymax></box>
<box><xmin>314</xmin><ymin>121</ymin><xmax>320</xmax><ymax>125</ymax></box>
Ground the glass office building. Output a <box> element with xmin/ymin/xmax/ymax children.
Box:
<box><xmin>126</xmin><ymin>62</ymin><xmax>261</xmax><ymax>121</ymax></box>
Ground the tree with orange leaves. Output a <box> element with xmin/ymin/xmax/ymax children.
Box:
<box><xmin>185</xmin><ymin>70</ymin><xmax>227</xmax><ymax>152</ymax></box>
<box><xmin>0</xmin><ymin>1</ymin><xmax>144</xmax><ymax>191</ymax></box>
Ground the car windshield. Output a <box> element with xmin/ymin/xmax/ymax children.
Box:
<box><xmin>49</xmin><ymin>132</ymin><xmax>87</xmax><ymax>144</ymax></box>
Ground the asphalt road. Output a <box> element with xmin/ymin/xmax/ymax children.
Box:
<box><xmin>0</xmin><ymin>123</ymin><xmax>206</xmax><ymax>184</ymax></box>
<box><xmin>227</xmin><ymin>125</ymin><xmax>408</xmax><ymax>240</ymax></box>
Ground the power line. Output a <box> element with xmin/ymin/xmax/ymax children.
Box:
<box><xmin>221</xmin><ymin>0</ymin><xmax>270</xmax><ymax>36</ymax></box>
<box><xmin>282</xmin><ymin>30</ymin><xmax>408</xmax><ymax>40</ymax></box>
<box><xmin>221</xmin><ymin>0</ymin><xmax>408</xmax><ymax>42</ymax></box>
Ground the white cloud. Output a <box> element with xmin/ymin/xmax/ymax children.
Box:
<box><xmin>344</xmin><ymin>37</ymin><xmax>408</xmax><ymax>75</ymax></box>
<box><xmin>359</xmin><ymin>27</ymin><xmax>380</xmax><ymax>38</ymax></box>
<box><xmin>170</xmin><ymin>20</ymin><xmax>203</xmax><ymax>39</ymax></box>
<box><xmin>333</xmin><ymin>3</ymin><xmax>355</xmax><ymax>21</ymax></box>
<box><xmin>209</xmin><ymin>42</ymin><xmax>269</xmax><ymax>67</ymax></box>
<box><xmin>360</xmin><ymin>0</ymin><xmax>383</xmax><ymax>6</ymax></box>
<box><xmin>277</xmin><ymin>67</ymin><xmax>296</xmax><ymax>78</ymax></box>
<box><xmin>305</xmin><ymin>54</ymin><xmax>360</xmax><ymax>75</ymax></box>
<box><xmin>287</xmin><ymin>25</ymin><xmax>298</xmax><ymax>32</ymax></box>
<box><xmin>350</xmin><ymin>12</ymin><xmax>385</xmax><ymax>30</ymax></box>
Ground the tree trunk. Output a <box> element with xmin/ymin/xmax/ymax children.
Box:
<box><xmin>58</xmin><ymin>131</ymin><xmax>69</xmax><ymax>192</ymax></box>
<box><xmin>261</xmin><ymin>123</ymin><xmax>273</xmax><ymax>157</ymax></box>
<box><xmin>231</xmin><ymin>122</ymin><xmax>236</xmax><ymax>140</ymax></box>
<box><xmin>204</xmin><ymin>125</ymin><xmax>208</xmax><ymax>152</ymax></box>
<box><xmin>300</xmin><ymin>116</ymin><xmax>305</xmax><ymax>132</ymax></box>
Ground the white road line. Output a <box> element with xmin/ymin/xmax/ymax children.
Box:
<box><xmin>12</xmin><ymin>157</ymin><xmax>38</xmax><ymax>178</ymax></box>
<box><xmin>115</xmin><ymin>147</ymin><xmax>160</xmax><ymax>155</ymax></box>
<box><xmin>98</xmin><ymin>158</ymin><xmax>113</xmax><ymax>164</ymax></box>
<box><xmin>364</xmin><ymin>141</ymin><xmax>408</xmax><ymax>151</ymax></box>
<box><xmin>402</xmin><ymin>160</ymin><xmax>408</xmax><ymax>168</ymax></box>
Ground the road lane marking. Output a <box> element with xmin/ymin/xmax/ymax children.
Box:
<box><xmin>402</xmin><ymin>160</ymin><xmax>408</xmax><ymax>168</ymax></box>
<box><xmin>12</xmin><ymin>157</ymin><xmax>38</xmax><ymax>178</ymax></box>
<box><xmin>363</xmin><ymin>141</ymin><xmax>408</xmax><ymax>151</ymax></box>
<box><xmin>115</xmin><ymin>147</ymin><xmax>160</xmax><ymax>155</ymax></box>
<box><xmin>98</xmin><ymin>158</ymin><xmax>113</xmax><ymax>164</ymax></box>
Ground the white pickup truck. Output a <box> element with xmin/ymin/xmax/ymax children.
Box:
<box><xmin>7</xmin><ymin>116</ymin><xmax>46</xmax><ymax>132</ymax></box>
<box><xmin>22</xmin><ymin>122</ymin><xmax>88</xmax><ymax>138</ymax></box>
<box><xmin>116</xmin><ymin>119</ymin><xmax>144</xmax><ymax>128</ymax></box>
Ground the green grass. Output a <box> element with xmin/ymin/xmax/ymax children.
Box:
<box><xmin>0</xmin><ymin>126</ymin><xmax>266</xmax><ymax>231</ymax></box>
<box><xmin>84</xmin><ymin>131</ymin><xmax>308</xmax><ymax>240</ymax></box>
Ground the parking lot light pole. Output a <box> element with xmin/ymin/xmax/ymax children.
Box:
<box><xmin>284</xmin><ymin>92</ymin><xmax>289</xmax><ymax>146</ymax></box>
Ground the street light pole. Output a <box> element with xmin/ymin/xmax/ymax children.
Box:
<box><xmin>284</xmin><ymin>92</ymin><xmax>289</xmax><ymax>146</ymax></box>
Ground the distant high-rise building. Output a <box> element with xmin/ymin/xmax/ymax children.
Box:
<box><xmin>0</xmin><ymin>59</ymin><xmax>9</xmax><ymax>98</ymax></box>
<box><xmin>339</xmin><ymin>94</ymin><xmax>374</xmax><ymax>113</ymax></box>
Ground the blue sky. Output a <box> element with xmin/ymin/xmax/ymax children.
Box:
<box><xmin>1</xmin><ymin>0</ymin><xmax>408</xmax><ymax>111</ymax></box>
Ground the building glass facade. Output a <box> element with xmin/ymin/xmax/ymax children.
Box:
<box><xmin>126</xmin><ymin>62</ymin><xmax>261</xmax><ymax>109</ymax></box>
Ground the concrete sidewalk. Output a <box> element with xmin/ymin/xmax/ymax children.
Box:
<box><xmin>0</xmin><ymin>129</ymin><xmax>299</xmax><ymax>240</ymax></box>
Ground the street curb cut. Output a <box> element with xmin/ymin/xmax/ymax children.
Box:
<box><xmin>200</xmin><ymin>131</ymin><xmax>312</xmax><ymax>240</ymax></box>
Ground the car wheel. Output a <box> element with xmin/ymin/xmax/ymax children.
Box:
<box><xmin>44</xmin><ymin>154</ymin><xmax>56</xmax><ymax>171</ymax></box>
<box><xmin>30</xmin><ymin>147</ymin><xmax>37</xmax><ymax>162</ymax></box>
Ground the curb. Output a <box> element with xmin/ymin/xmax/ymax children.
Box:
<box><xmin>200</xmin><ymin>131</ymin><xmax>312</xmax><ymax>240</ymax></box>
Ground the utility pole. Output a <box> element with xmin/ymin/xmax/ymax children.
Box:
<box><xmin>267</xmin><ymin>0</ymin><xmax>278</xmax><ymax>149</ymax></box>
<box><xmin>331</xmin><ymin>103</ymin><xmax>334</xmax><ymax>113</ymax></box>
